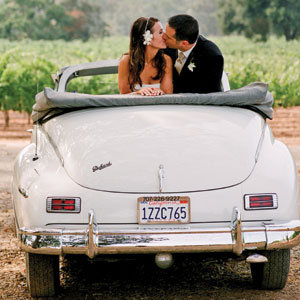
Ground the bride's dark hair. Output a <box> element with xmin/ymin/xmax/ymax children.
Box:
<box><xmin>128</xmin><ymin>17</ymin><xmax>166</xmax><ymax>91</ymax></box>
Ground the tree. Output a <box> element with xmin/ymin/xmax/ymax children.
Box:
<box><xmin>0</xmin><ymin>0</ymin><xmax>72</xmax><ymax>40</ymax></box>
<box><xmin>0</xmin><ymin>0</ymin><xmax>108</xmax><ymax>41</ymax></box>
<box><xmin>217</xmin><ymin>0</ymin><xmax>299</xmax><ymax>41</ymax></box>
<box><xmin>61</xmin><ymin>0</ymin><xmax>108</xmax><ymax>40</ymax></box>
<box><xmin>217</xmin><ymin>0</ymin><xmax>246</xmax><ymax>35</ymax></box>
<box><xmin>0</xmin><ymin>48</ymin><xmax>22</xmax><ymax>127</ymax></box>
<box><xmin>267</xmin><ymin>0</ymin><xmax>300</xmax><ymax>41</ymax></box>
<box><xmin>217</xmin><ymin>0</ymin><xmax>270</xmax><ymax>42</ymax></box>
<box><xmin>0</xmin><ymin>48</ymin><xmax>55</xmax><ymax>127</ymax></box>
<box><xmin>243</xmin><ymin>0</ymin><xmax>270</xmax><ymax>41</ymax></box>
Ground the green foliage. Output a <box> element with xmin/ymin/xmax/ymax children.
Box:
<box><xmin>215</xmin><ymin>36</ymin><xmax>300</xmax><ymax>106</ymax></box>
<box><xmin>0</xmin><ymin>36</ymin><xmax>299</xmax><ymax>118</ymax></box>
<box><xmin>217</xmin><ymin>0</ymin><xmax>300</xmax><ymax>41</ymax></box>
<box><xmin>0</xmin><ymin>37</ymin><xmax>128</xmax><ymax>114</ymax></box>
<box><xmin>59</xmin><ymin>0</ymin><xmax>108</xmax><ymax>41</ymax></box>
<box><xmin>217</xmin><ymin>0</ymin><xmax>270</xmax><ymax>42</ymax></box>
<box><xmin>0</xmin><ymin>0</ymin><xmax>71</xmax><ymax>40</ymax></box>
<box><xmin>217</xmin><ymin>0</ymin><xmax>246</xmax><ymax>35</ymax></box>
<box><xmin>0</xmin><ymin>0</ymin><xmax>107</xmax><ymax>41</ymax></box>
<box><xmin>68</xmin><ymin>74</ymin><xmax>119</xmax><ymax>95</ymax></box>
<box><xmin>0</xmin><ymin>50</ymin><xmax>55</xmax><ymax>113</ymax></box>
<box><xmin>267</xmin><ymin>0</ymin><xmax>300</xmax><ymax>41</ymax></box>
<box><xmin>0</xmin><ymin>48</ymin><xmax>22</xmax><ymax>111</ymax></box>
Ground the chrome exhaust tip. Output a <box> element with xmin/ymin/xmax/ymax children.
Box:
<box><xmin>155</xmin><ymin>253</ymin><xmax>173</xmax><ymax>269</ymax></box>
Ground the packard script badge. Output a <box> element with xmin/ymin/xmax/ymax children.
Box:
<box><xmin>92</xmin><ymin>162</ymin><xmax>112</xmax><ymax>172</ymax></box>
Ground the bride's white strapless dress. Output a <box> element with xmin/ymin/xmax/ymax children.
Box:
<box><xmin>134</xmin><ymin>83</ymin><xmax>161</xmax><ymax>90</ymax></box>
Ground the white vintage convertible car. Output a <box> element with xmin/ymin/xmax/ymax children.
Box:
<box><xmin>12</xmin><ymin>60</ymin><xmax>299</xmax><ymax>297</ymax></box>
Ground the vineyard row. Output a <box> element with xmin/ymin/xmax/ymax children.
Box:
<box><xmin>0</xmin><ymin>36</ymin><xmax>299</xmax><ymax>120</ymax></box>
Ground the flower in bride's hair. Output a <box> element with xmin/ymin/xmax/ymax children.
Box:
<box><xmin>143</xmin><ymin>30</ymin><xmax>153</xmax><ymax>45</ymax></box>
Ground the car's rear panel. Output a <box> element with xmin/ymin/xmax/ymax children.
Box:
<box><xmin>12</xmin><ymin>105</ymin><xmax>299</xmax><ymax>228</ymax></box>
<box><xmin>44</xmin><ymin>105</ymin><xmax>264</xmax><ymax>193</ymax></box>
<box><xmin>12</xmin><ymin>105</ymin><xmax>299</xmax><ymax>260</ymax></box>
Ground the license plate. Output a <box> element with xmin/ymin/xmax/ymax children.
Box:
<box><xmin>137</xmin><ymin>196</ymin><xmax>190</xmax><ymax>224</ymax></box>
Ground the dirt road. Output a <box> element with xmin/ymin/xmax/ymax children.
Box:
<box><xmin>1</xmin><ymin>107</ymin><xmax>300</xmax><ymax>299</ymax></box>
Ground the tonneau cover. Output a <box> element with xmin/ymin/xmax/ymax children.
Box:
<box><xmin>32</xmin><ymin>82</ymin><xmax>273</xmax><ymax>122</ymax></box>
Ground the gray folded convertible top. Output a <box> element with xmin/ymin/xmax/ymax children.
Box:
<box><xmin>32</xmin><ymin>82</ymin><xmax>273</xmax><ymax>122</ymax></box>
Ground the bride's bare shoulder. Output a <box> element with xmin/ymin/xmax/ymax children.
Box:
<box><xmin>163</xmin><ymin>54</ymin><xmax>172</xmax><ymax>63</ymax></box>
<box><xmin>120</xmin><ymin>54</ymin><xmax>130</xmax><ymax>64</ymax></box>
<box><xmin>163</xmin><ymin>54</ymin><xmax>173</xmax><ymax>68</ymax></box>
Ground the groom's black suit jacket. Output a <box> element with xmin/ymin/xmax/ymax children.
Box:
<box><xmin>165</xmin><ymin>35</ymin><xmax>224</xmax><ymax>93</ymax></box>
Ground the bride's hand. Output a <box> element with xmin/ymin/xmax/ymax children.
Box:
<box><xmin>134</xmin><ymin>87</ymin><xmax>164</xmax><ymax>96</ymax></box>
<box><xmin>135</xmin><ymin>87</ymin><xmax>155</xmax><ymax>96</ymax></box>
<box><xmin>152</xmin><ymin>88</ymin><xmax>165</xmax><ymax>96</ymax></box>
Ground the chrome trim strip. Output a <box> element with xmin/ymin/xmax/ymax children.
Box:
<box><xmin>158</xmin><ymin>164</ymin><xmax>165</xmax><ymax>193</ymax></box>
<box><xmin>18</xmin><ymin>208</ymin><xmax>300</xmax><ymax>256</ymax></box>
<box><xmin>255</xmin><ymin>121</ymin><xmax>266</xmax><ymax>163</ymax></box>
<box><xmin>40</xmin><ymin>126</ymin><xmax>64</xmax><ymax>167</ymax></box>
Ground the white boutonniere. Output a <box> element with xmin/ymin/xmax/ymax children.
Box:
<box><xmin>143</xmin><ymin>30</ymin><xmax>153</xmax><ymax>45</ymax></box>
<box><xmin>188</xmin><ymin>60</ymin><xmax>196</xmax><ymax>72</ymax></box>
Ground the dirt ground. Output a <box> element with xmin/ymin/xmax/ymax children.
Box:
<box><xmin>0</xmin><ymin>108</ymin><xmax>300</xmax><ymax>300</ymax></box>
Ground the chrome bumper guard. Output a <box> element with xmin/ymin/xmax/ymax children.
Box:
<box><xmin>18</xmin><ymin>208</ymin><xmax>300</xmax><ymax>259</ymax></box>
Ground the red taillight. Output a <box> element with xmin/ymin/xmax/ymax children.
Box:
<box><xmin>46</xmin><ymin>197</ymin><xmax>81</xmax><ymax>213</ymax></box>
<box><xmin>244</xmin><ymin>194</ymin><xmax>278</xmax><ymax>210</ymax></box>
<box><xmin>52</xmin><ymin>199</ymin><xmax>63</xmax><ymax>205</ymax></box>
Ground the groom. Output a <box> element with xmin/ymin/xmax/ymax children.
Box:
<box><xmin>164</xmin><ymin>14</ymin><xmax>224</xmax><ymax>94</ymax></box>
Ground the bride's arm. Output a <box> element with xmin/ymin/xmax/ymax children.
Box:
<box><xmin>160</xmin><ymin>55</ymin><xmax>173</xmax><ymax>94</ymax></box>
<box><xmin>118</xmin><ymin>55</ymin><xmax>153</xmax><ymax>95</ymax></box>
<box><xmin>118</xmin><ymin>55</ymin><xmax>132</xmax><ymax>94</ymax></box>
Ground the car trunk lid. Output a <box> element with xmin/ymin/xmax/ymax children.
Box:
<box><xmin>45</xmin><ymin>105</ymin><xmax>264</xmax><ymax>193</ymax></box>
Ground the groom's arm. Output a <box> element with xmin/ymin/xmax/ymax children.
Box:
<box><xmin>203</xmin><ymin>54</ymin><xmax>224</xmax><ymax>93</ymax></box>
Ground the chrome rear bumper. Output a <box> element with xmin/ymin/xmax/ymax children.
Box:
<box><xmin>18</xmin><ymin>208</ymin><xmax>300</xmax><ymax>258</ymax></box>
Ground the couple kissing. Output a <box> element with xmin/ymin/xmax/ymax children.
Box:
<box><xmin>118</xmin><ymin>14</ymin><xmax>224</xmax><ymax>96</ymax></box>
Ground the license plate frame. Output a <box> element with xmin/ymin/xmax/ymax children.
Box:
<box><xmin>137</xmin><ymin>196</ymin><xmax>191</xmax><ymax>224</ymax></box>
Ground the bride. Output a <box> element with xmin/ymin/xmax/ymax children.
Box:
<box><xmin>118</xmin><ymin>17</ymin><xmax>173</xmax><ymax>96</ymax></box>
